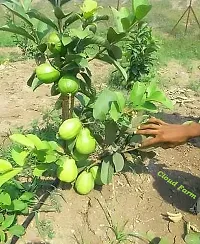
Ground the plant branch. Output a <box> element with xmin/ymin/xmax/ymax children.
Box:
<box><xmin>62</xmin><ymin>95</ymin><xmax>70</xmax><ymax>121</ymax></box>
<box><xmin>70</xmin><ymin>95</ymin><xmax>75</xmax><ymax>118</ymax></box>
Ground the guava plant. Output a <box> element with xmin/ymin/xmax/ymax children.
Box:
<box><xmin>0</xmin><ymin>0</ymin><xmax>177</xmax><ymax>242</ymax></box>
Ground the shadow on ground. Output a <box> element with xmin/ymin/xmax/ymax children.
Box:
<box><xmin>147</xmin><ymin>159</ymin><xmax>200</xmax><ymax>213</ymax></box>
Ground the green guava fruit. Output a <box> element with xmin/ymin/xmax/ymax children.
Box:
<box><xmin>36</xmin><ymin>63</ymin><xmax>60</xmax><ymax>84</ymax></box>
<box><xmin>75</xmin><ymin>171</ymin><xmax>94</xmax><ymax>195</ymax></box>
<box><xmin>58</xmin><ymin>75</ymin><xmax>80</xmax><ymax>95</ymax></box>
<box><xmin>57</xmin><ymin>157</ymin><xmax>78</xmax><ymax>183</ymax></box>
<box><xmin>59</xmin><ymin>118</ymin><xmax>82</xmax><ymax>140</ymax></box>
<box><xmin>75</xmin><ymin>128</ymin><xmax>96</xmax><ymax>155</ymax></box>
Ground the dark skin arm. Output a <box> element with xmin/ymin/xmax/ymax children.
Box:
<box><xmin>136</xmin><ymin>117</ymin><xmax>200</xmax><ymax>149</ymax></box>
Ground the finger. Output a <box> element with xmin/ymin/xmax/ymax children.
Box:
<box><xmin>148</xmin><ymin>117</ymin><xmax>168</xmax><ymax>125</ymax></box>
<box><xmin>140</xmin><ymin>137</ymin><xmax>160</xmax><ymax>148</ymax></box>
<box><xmin>136</xmin><ymin>129</ymin><xmax>160</xmax><ymax>135</ymax></box>
<box><xmin>138</xmin><ymin>123</ymin><xmax>160</xmax><ymax>130</ymax></box>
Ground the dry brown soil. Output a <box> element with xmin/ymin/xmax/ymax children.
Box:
<box><xmin>0</xmin><ymin>55</ymin><xmax>200</xmax><ymax>244</ymax></box>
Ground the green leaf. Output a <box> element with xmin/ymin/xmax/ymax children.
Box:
<box><xmin>26</xmin><ymin>134</ymin><xmax>44</xmax><ymax>150</ymax></box>
<box><xmin>130</xmin><ymin>82</ymin><xmax>146</xmax><ymax>106</ymax></box>
<box><xmin>27</xmin><ymin>71</ymin><xmax>36</xmax><ymax>87</ymax></box>
<box><xmin>67</xmin><ymin>138</ymin><xmax>76</xmax><ymax>152</ymax></box>
<box><xmin>20</xmin><ymin>192</ymin><xmax>34</xmax><ymax>201</ymax></box>
<box><xmin>108</xmin><ymin>45</ymin><xmax>122</xmax><ymax>60</ymax></box>
<box><xmin>105</xmin><ymin>121</ymin><xmax>118</xmax><ymax>145</ymax></box>
<box><xmin>11</xmin><ymin>199</ymin><xmax>27</xmax><ymax>211</ymax></box>
<box><xmin>110</xmin><ymin>101</ymin><xmax>121</xmax><ymax>121</ymax></box>
<box><xmin>107</xmin><ymin>27</ymin><xmax>126</xmax><ymax>43</ymax></box>
<box><xmin>27</xmin><ymin>9</ymin><xmax>58</xmax><ymax>31</ymax></box>
<box><xmin>81</xmin><ymin>0</ymin><xmax>98</xmax><ymax>19</ymax></box>
<box><xmin>101</xmin><ymin>156</ymin><xmax>114</xmax><ymax>185</ymax></box>
<box><xmin>9</xmin><ymin>134</ymin><xmax>35</xmax><ymax>149</ymax></box>
<box><xmin>70</xmin><ymin>28</ymin><xmax>92</xmax><ymax>39</ymax></box>
<box><xmin>1</xmin><ymin>2</ymin><xmax>33</xmax><ymax>27</ymax></box>
<box><xmin>0</xmin><ymin>213</ymin><xmax>4</xmax><ymax>223</ymax></box>
<box><xmin>8</xmin><ymin>225</ymin><xmax>25</xmax><ymax>237</ymax></box>
<box><xmin>0</xmin><ymin>192</ymin><xmax>11</xmax><ymax>205</ymax></box>
<box><xmin>0</xmin><ymin>24</ymin><xmax>36</xmax><ymax>42</ymax></box>
<box><xmin>37</xmin><ymin>21</ymin><xmax>51</xmax><ymax>41</ymax></box>
<box><xmin>112</xmin><ymin>152</ymin><xmax>124</xmax><ymax>172</ymax></box>
<box><xmin>146</xmin><ymin>90</ymin><xmax>173</xmax><ymax>110</ymax></box>
<box><xmin>0</xmin><ymin>229</ymin><xmax>6</xmax><ymax>242</ymax></box>
<box><xmin>45</xmin><ymin>153</ymin><xmax>57</xmax><ymax>163</ymax></box>
<box><xmin>62</xmin><ymin>34</ymin><xmax>72</xmax><ymax>46</ymax></box>
<box><xmin>136</xmin><ymin>101</ymin><xmax>157</xmax><ymax>112</ymax></box>
<box><xmin>0</xmin><ymin>168</ymin><xmax>22</xmax><ymax>187</ymax></box>
<box><xmin>185</xmin><ymin>233</ymin><xmax>200</xmax><ymax>244</ymax></box>
<box><xmin>48</xmin><ymin>141</ymin><xmax>64</xmax><ymax>154</ymax></box>
<box><xmin>115</xmin><ymin>91</ymin><xmax>125</xmax><ymax>112</ymax></box>
<box><xmin>1</xmin><ymin>215</ymin><xmax>15</xmax><ymax>230</ymax></box>
<box><xmin>33</xmin><ymin>164</ymin><xmax>49</xmax><ymax>177</ymax></box>
<box><xmin>133</xmin><ymin>0</ymin><xmax>152</xmax><ymax>20</ymax></box>
<box><xmin>31</xmin><ymin>77</ymin><xmax>43</xmax><ymax>91</ymax></box>
<box><xmin>0</xmin><ymin>159</ymin><xmax>12</xmax><ymax>173</ymax></box>
<box><xmin>63</xmin><ymin>13</ymin><xmax>80</xmax><ymax>28</ymax></box>
<box><xmin>11</xmin><ymin>148</ymin><xmax>29</xmax><ymax>166</ymax></box>
<box><xmin>110</xmin><ymin>7</ymin><xmax>124</xmax><ymax>33</ymax></box>
<box><xmin>54</xmin><ymin>6</ymin><xmax>66</xmax><ymax>19</ymax></box>
<box><xmin>93</xmin><ymin>89</ymin><xmax>117</xmax><ymax>121</ymax></box>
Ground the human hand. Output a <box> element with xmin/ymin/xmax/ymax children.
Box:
<box><xmin>136</xmin><ymin>117</ymin><xmax>190</xmax><ymax>149</ymax></box>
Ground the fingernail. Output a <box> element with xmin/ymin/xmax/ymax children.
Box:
<box><xmin>137</xmin><ymin>125</ymin><xmax>141</xmax><ymax>129</ymax></box>
<box><xmin>138</xmin><ymin>143</ymin><xmax>142</xmax><ymax>147</ymax></box>
<box><xmin>134</xmin><ymin>130</ymin><xmax>137</xmax><ymax>134</ymax></box>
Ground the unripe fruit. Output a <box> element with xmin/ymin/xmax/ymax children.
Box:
<box><xmin>57</xmin><ymin>157</ymin><xmax>78</xmax><ymax>183</ymax></box>
<box><xmin>59</xmin><ymin>118</ymin><xmax>82</xmax><ymax>140</ymax></box>
<box><xmin>90</xmin><ymin>165</ymin><xmax>103</xmax><ymax>185</ymax></box>
<box><xmin>47</xmin><ymin>33</ymin><xmax>62</xmax><ymax>54</ymax></box>
<box><xmin>58</xmin><ymin>75</ymin><xmax>80</xmax><ymax>95</ymax></box>
<box><xmin>75</xmin><ymin>128</ymin><xmax>96</xmax><ymax>155</ymax></box>
<box><xmin>36</xmin><ymin>63</ymin><xmax>60</xmax><ymax>84</ymax></box>
<box><xmin>75</xmin><ymin>171</ymin><xmax>94</xmax><ymax>195</ymax></box>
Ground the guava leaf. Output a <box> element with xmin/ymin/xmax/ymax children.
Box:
<box><xmin>19</xmin><ymin>192</ymin><xmax>35</xmax><ymax>201</ymax></box>
<box><xmin>33</xmin><ymin>164</ymin><xmax>49</xmax><ymax>177</ymax></box>
<box><xmin>0</xmin><ymin>168</ymin><xmax>22</xmax><ymax>187</ymax></box>
<box><xmin>115</xmin><ymin>91</ymin><xmax>125</xmax><ymax>111</ymax></box>
<box><xmin>81</xmin><ymin>0</ymin><xmax>98</xmax><ymax>19</ymax></box>
<box><xmin>110</xmin><ymin>101</ymin><xmax>121</xmax><ymax>121</ymax></box>
<box><xmin>27</xmin><ymin>9</ymin><xmax>58</xmax><ymax>30</ymax></box>
<box><xmin>133</xmin><ymin>0</ymin><xmax>152</xmax><ymax>20</ymax></box>
<box><xmin>93</xmin><ymin>89</ymin><xmax>117</xmax><ymax>121</ymax></box>
<box><xmin>1</xmin><ymin>1</ymin><xmax>33</xmax><ymax>27</ymax></box>
<box><xmin>1</xmin><ymin>215</ymin><xmax>15</xmax><ymax>230</ymax></box>
<box><xmin>101</xmin><ymin>156</ymin><xmax>114</xmax><ymax>185</ymax></box>
<box><xmin>105</xmin><ymin>121</ymin><xmax>118</xmax><ymax>145</ymax></box>
<box><xmin>130</xmin><ymin>82</ymin><xmax>146</xmax><ymax>106</ymax></box>
<box><xmin>0</xmin><ymin>192</ymin><xmax>11</xmax><ymax>206</ymax></box>
<box><xmin>9</xmin><ymin>134</ymin><xmax>35</xmax><ymax>149</ymax></box>
<box><xmin>0</xmin><ymin>23</ymin><xmax>35</xmax><ymax>42</ymax></box>
<box><xmin>11</xmin><ymin>148</ymin><xmax>29</xmax><ymax>166</ymax></box>
<box><xmin>11</xmin><ymin>199</ymin><xmax>27</xmax><ymax>211</ymax></box>
<box><xmin>107</xmin><ymin>27</ymin><xmax>126</xmax><ymax>43</ymax></box>
<box><xmin>146</xmin><ymin>89</ymin><xmax>173</xmax><ymax>109</ymax></box>
<box><xmin>26</xmin><ymin>134</ymin><xmax>44</xmax><ymax>150</ymax></box>
<box><xmin>0</xmin><ymin>159</ymin><xmax>12</xmax><ymax>173</ymax></box>
<box><xmin>8</xmin><ymin>225</ymin><xmax>25</xmax><ymax>237</ymax></box>
<box><xmin>0</xmin><ymin>213</ymin><xmax>4</xmax><ymax>223</ymax></box>
<box><xmin>0</xmin><ymin>229</ymin><xmax>6</xmax><ymax>242</ymax></box>
<box><xmin>31</xmin><ymin>77</ymin><xmax>43</xmax><ymax>91</ymax></box>
<box><xmin>112</xmin><ymin>152</ymin><xmax>124</xmax><ymax>172</ymax></box>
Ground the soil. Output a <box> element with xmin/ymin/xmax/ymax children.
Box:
<box><xmin>0</xmin><ymin>53</ymin><xmax>200</xmax><ymax>244</ymax></box>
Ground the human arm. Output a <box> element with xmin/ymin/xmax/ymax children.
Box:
<box><xmin>136</xmin><ymin>117</ymin><xmax>200</xmax><ymax>148</ymax></box>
